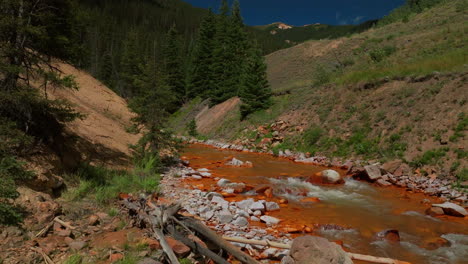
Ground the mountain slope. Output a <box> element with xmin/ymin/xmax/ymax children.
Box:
<box><xmin>170</xmin><ymin>0</ymin><xmax>468</xmax><ymax>178</ymax></box>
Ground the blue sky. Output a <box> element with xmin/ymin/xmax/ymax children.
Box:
<box><xmin>184</xmin><ymin>0</ymin><xmax>406</xmax><ymax>26</ymax></box>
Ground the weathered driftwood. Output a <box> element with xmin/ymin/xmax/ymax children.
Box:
<box><xmin>348</xmin><ymin>253</ymin><xmax>411</xmax><ymax>264</ymax></box>
<box><xmin>154</xmin><ymin>228</ymin><xmax>180</xmax><ymax>264</ymax></box>
<box><xmin>53</xmin><ymin>217</ymin><xmax>75</xmax><ymax>230</ymax></box>
<box><xmin>168</xmin><ymin>226</ymin><xmax>230</xmax><ymax>264</ymax></box>
<box><xmin>222</xmin><ymin>236</ymin><xmax>411</xmax><ymax>264</ymax></box>
<box><xmin>31</xmin><ymin>247</ymin><xmax>55</xmax><ymax>264</ymax></box>
<box><xmin>35</xmin><ymin>221</ymin><xmax>55</xmax><ymax>237</ymax></box>
<box><xmin>180</xmin><ymin>217</ymin><xmax>259</xmax><ymax>264</ymax></box>
<box><xmin>223</xmin><ymin>236</ymin><xmax>291</xmax><ymax>249</ymax></box>
<box><xmin>122</xmin><ymin>198</ymin><xmax>258</xmax><ymax>264</ymax></box>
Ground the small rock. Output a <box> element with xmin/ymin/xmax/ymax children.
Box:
<box><xmin>376</xmin><ymin>179</ymin><xmax>392</xmax><ymax>187</ymax></box>
<box><xmin>382</xmin><ymin>160</ymin><xmax>402</xmax><ymax>174</ymax></box>
<box><xmin>265</xmin><ymin>202</ymin><xmax>280</xmax><ymax>212</ymax></box>
<box><xmin>218</xmin><ymin>211</ymin><xmax>233</xmax><ymax>224</ymax></box>
<box><xmin>237</xmin><ymin>199</ymin><xmax>255</xmax><ymax>210</ymax></box>
<box><xmin>260</xmin><ymin>215</ymin><xmax>281</xmax><ymax>225</ymax></box>
<box><xmin>321</xmin><ymin>170</ymin><xmax>343</xmax><ymax>184</ymax></box>
<box><xmin>375</xmin><ymin>229</ymin><xmax>400</xmax><ymax>242</ymax></box>
<box><xmin>69</xmin><ymin>241</ymin><xmax>86</xmax><ymax>250</ymax></box>
<box><xmin>250</xmin><ymin>201</ymin><xmax>265</xmax><ymax>212</ymax></box>
<box><xmin>109</xmin><ymin>253</ymin><xmax>124</xmax><ymax>262</ymax></box>
<box><xmin>207</xmin><ymin>192</ymin><xmax>223</xmax><ymax>200</ymax></box>
<box><xmin>432</xmin><ymin>202</ymin><xmax>467</xmax><ymax>217</ymax></box>
<box><xmin>260</xmin><ymin>248</ymin><xmax>279</xmax><ymax>259</ymax></box>
<box><xmin>88</xmin><ymin>215</ymin><xmax>99</xmax><ymax>226</ymax></box>
<box><xmin>233</xmin><ymin>217</ymin><xmax>249</xmax><ymax>227</ymax></box>
<box><xmin>364</xmin><ymin>164</ymin><xmax>382</xmax><ymax>181</ymax></box>
<box><xmin>251</xmin><ymin>216</ymin><xmax>260</xmax><ymax>222</ymax></box>
<box><xmin>211</xmin><ymin>196</ymin><xmax>226</xmax><ymax>204</ymax></box>
<box><xmin>165</xmin><ymin>236</ymin><xmax>190</xmax><ymax>257</ymax></box>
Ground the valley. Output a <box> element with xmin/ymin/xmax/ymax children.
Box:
<box><xmin>0</xmin><ymin>0</ymin><xmax>466</xmax><ymax>264</ymax></box>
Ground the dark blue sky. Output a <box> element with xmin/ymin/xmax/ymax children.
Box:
<box><xmin>184</xmin><ymin>0</ymin><xmax>405</xmax><ymax>26</ymax></box>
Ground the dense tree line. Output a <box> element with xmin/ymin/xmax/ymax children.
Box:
<box><xmin>188</xmin><ymin>0</ymin><xmax>271</xmax><ymax>117</ymax></box>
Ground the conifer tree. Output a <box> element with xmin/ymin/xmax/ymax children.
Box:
<box><xmin>210</xmin><ymin>0</ymin><xmax>236</xmax><ymax>105</ymax></box>
<box><xmin>120</xmin><ymin>30</ymin><xmax>142</xmax><ymax>97</ymax></box>
<box><xmin>229</xmin><ymin>0</ymin><xmax>250</xmax><ymax>96</ymax></box>
<box><xmin>188</xmin><ymin>9</ymin><xmax>216</xmax><ymax>99</ymax></box>
<box><xmin>163</xmin><ymin>25</ymin><xmax>186</xmax><ymax>104</ymax></box>
<box><xmin>129</xmin><ymin>61</ymin><xmax>176</xmax><ymax>160</ymax></box>
<box><xmin>239</xmin><ymin>43</ymin><xmax>272</xmax><ymax>120</ymax></box>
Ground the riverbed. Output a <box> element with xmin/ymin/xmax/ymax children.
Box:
<box><xmin>182</xmin><ymin>143</ymin><xmax>468</xmax><ymax>264</ymax></box>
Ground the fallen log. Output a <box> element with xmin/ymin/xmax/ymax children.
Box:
<box><xmin>223</xmin><ymin>236</ymin><xmax>291</xmax><ymax>249</ymax></box>
<box><xmin>154</xmin><ymin>228</ymin><xmax>180</xmax><ymax>264</ymax></box>
<box><xmin>348</xmin><ymin>253</ymin><xmax>411</xmax><ymax>264</ymax></box>
<box><xmin>180</xmin><ymin>217</ymin><xmax>259</xmax><ymax>264</ymax></box>
<box><xmin>168</xmin><ymin>226</ymin><xmax>230</xmax><ymax>264</ymax></box>
<box><xmin>222</xmin><ymin>236</ymin><xmax>410</xmax><ymax>264</ymax></box>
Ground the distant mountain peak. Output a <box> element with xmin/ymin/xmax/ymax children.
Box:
<box><xmin>272</xmin><ymin>22</ymin><xmax>293</xmax><ymax>29</ymax></box>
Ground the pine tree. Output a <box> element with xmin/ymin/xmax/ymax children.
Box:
<box><xmin>229</xmin><ymin>0</ymin><xmax>250</xmax><ymax>96</ymax></box>
<box><xmin>120</xmin><ymin>30</ymin><xmax>142</xmax><ymax>97</ymax></box>
<box><xmin>163</xmin><ymin>25</ymin><xmax>186</xmax><ymax>104</ymax></box>
<box><xmin>188</xmin><ymin>9</ymin><xmax>216</xmax><ymax>99</ymax></box>
<box><xmin>239</xmin><ymin>43</ymin><xmax>272</xmax><ymax>120</ymax></box>
<box><xmin>210</xmin><ymin>0</ymin><xmax>236</xmax><ymax>105</ymax></box>
<box><xmin>129</xmin><ymin>61</ymin><xmax>176</xmax><ymax>158</ymax></box>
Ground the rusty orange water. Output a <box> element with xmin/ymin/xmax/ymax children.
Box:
<box><xmin>182</xmin><ymin>144</ymin><xmax>468</xmax><ymax>264</ymax></box>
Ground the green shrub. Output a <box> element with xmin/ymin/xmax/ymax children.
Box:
<box><xmin>186</xmin><ymin>119</ymin><xmax>198</xmax><ymax>137</ymax></box>
<box><xmin>303</xmin><ymin>126</ymin><xmax>324</xmax><ymax>146</ymax></box>
<box><xmin>63</xmin><ymin>161</ymin><xmax>160</xmax><ymax>205</ymax></box>
<box><xmin>449</xmin><ymin>112</ymin><xmax>467</xmax><ymax>142</ymax></box>
<box><xmin>369</xmin><ymin>45</ymin><xmax>397</xmax><ymax>62</ymax></box>
<box><xmin>410</xmin><ymin>147</ymin><xmax>449</xmax><ymax>167</ymax></box>
<box><xmin>314</xmin><ymin>66</ymin><xmax>332</xmax><ymax>86</ymax></box>
<box><xmin>456</xmin><ymin>168</ymin><xmax>468</xmax><ymax>182</ymax></box>
<box><xmin>63</xmin><ymin>254</ymin><xmax>83</xmax><ymax>264</ymax></box>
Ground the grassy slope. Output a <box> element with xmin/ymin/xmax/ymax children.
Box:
<box><xmin>170</xmin><ymin>0</ymin><xmax>468</xmax><ymax>179</ymax></box>
<box><xmin>249</xmin><ymin>21</ymin><xmax>376</xmax><ymax>54</ymax></box>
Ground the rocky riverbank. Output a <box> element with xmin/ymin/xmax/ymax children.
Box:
<box><xmin>181</xmin><ymin>137</ymin><xmax>467</xmax><ymax>208</ymax></box>
<box><xmin>160</xmin><ymin>166</ymin><xmax>293</xmax><ymax>261</ymax></box>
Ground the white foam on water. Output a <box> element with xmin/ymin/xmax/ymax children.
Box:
<box><xmin>269</xmin><ymin>177</ymin><xmax>375</xmax><ymax>207</ymax></box>
<box><xmin>399</xmin><ymin>233</ymin><xmax>468</xmax><ymax>264</ymax></box>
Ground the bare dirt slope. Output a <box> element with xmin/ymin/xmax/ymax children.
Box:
<box><xmin>50</xmin><ymin>63</ymin><xmax>139</xmax><ymax>165</ymax></box>
<box><xmin>196</xmin><ymin>97</ymin><xmax>241</xmax><ymax>134</ymax></box>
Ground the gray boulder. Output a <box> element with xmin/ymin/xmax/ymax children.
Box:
<box><xmin>321</xmin><ymin>170</ymin><xmax>343</xmax><ymax>184</ymax></box>
<box><xmin>432</xmin><ymin>202</ymin><xmax>467</xmax><ymax>217</ymax></box>
<box><xmin>287</xmin><ymin>236</ymin><xmax>353</xmax><ymax>264</ymax></box>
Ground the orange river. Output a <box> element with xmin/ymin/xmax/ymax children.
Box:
<box><xmin>181</xmin><ymin>144</ymin><xmax>468</xmax><ymax>264</ymax></box>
